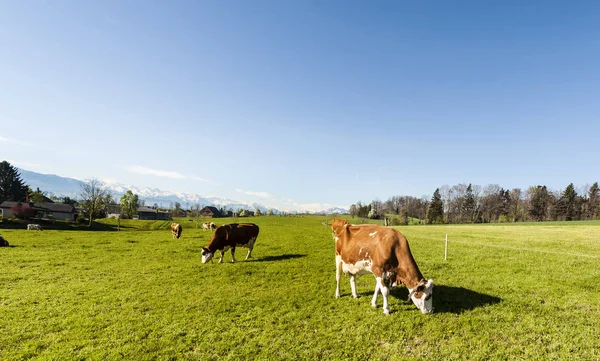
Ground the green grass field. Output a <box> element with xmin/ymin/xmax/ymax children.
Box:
<box><xmin>1</xmin><ymin>217</ymin><xmax>599</xmax><ymax>360</ymax></box>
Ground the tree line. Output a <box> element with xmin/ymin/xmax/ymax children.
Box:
<box><xmin>349</xmin><ymin>182</ymin><xmax>600</xmax><ymax>224</ymax></box>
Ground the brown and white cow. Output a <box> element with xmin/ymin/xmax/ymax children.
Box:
<box><xmin>332</xmin><ymin>219</ymin><xmax>434</xmax><ymax>315</ymax></box>
<box><xmin>201</xmin><ymin>223</ymin><xmax>259</xmax><ymax>263</ymax></box>
<box><xmin>202</xmin><ymin>222</ymin><xmax>217</xmax><ymax>231</ymax></box>
<box><xmin>171</xmin><ymin>223</ymin><xmax>182</xmax><ymax>239</ymax></box>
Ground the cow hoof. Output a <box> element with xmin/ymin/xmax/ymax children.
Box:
<box><xmin>353</xmin><ymin>295</ymin><xmax>359</xmax><ymax>299</ymax></box>
<box><xmin>383</xmin><ymin>309</ymin><xmax>390</xmax><ymax>315</ymax></box>
<box><xmin>335</xmin><ymin>293</ymin><xmax>340</xmax><ymax>299</ymax></box>
<box><xmin>371</xmin><ymin>303</ymin><xmax>378</xmax><ymax>308</ymax></box>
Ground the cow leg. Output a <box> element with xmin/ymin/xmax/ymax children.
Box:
<box><xmin>350</xmin><ymin>275</ymin><xmax>358</xmax><ymax>299</ymax></box>
<box><xmin>245</xmin><ymin>237</ymin><xmax>256</xmax><ymax>260</ymax></box>
<box><xmin>335</xmin><ymin>256</ymin><xmax>342</xmax><ymax>298</ymax></box>
<box><xmin>231</xmin><ymin>247</ymin><xmax>237</xmax><ymax>263</ymax></box>
<box><xmin>379</xmin><ymin>278</ymin><xmax>390</xmax><ymax>315</ymax></box>
<box><xmin>371</xmin><ymin>278</ymin><xmax>381</xmax><ymax>308</ymax></box>
<box><xmin>218</xmin><ymin>250</ymin><xmax>226</xmax><ymax>263</ymax></box>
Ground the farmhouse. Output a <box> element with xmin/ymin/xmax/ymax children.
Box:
<box><xmin>0</xmin><ymin>201</ymin><xmax>77</xmax><ymax>221</ymax></box>
<box><xmin>137</xmin><ymin>206</ymin><xmax>172</xmax><ymax>220</ymax></box>
<box><xmin>199</xmin><ymin>206</ymin><xmax>223</xmax><ymax>218</ymax></box>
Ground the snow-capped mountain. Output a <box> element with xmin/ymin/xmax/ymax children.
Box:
<box><xmin>18</xmin><ymin>168</ymin><xmax>347</xmax><ymax>214</ymax></box>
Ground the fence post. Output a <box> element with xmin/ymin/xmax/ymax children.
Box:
<box><xmin>444</xmin><ymin>234</ymin><xmax>448</xmax><ymax>261</ymax></box>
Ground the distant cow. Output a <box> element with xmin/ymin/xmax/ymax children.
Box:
<box><xmin>202</xmin><ymin>222</ymin><xmax>217</xmax><ymax>231</ymax></box>
<box><xmin>171</xmin><ymin>223</ymin><xmax>182</xmax><ymax>239</ymax></box>
<box><xmin>331</xmin><ymin>219</ymin><xmax>434</xmax><ymax>315</ymax></box>
<box><xmin>0</xmin><ymin>235</ymin><xmax>8</xmax><ymax>247</ymax></box>
<box><xmin>27</xmin><ymin>224</ymin><xmax>43</xmax><ymax>231</ymax></box>
<box><xmin>201</xmin><ymin>223</ymin><xmax>259</xmax><ymax>263</ymax></box>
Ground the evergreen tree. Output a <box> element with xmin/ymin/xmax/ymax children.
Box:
<box><xmin>462</xmin><ymin>184</ymin><xmax>476</xmax><ymax>223</ymax></box>
<box><xmin>254</xmin><ymin>208</ymin><xmax>262</xmax><ymax>216</ymax></box>
<box><xmin>426</xmin><ymin>188</ymin><xmax>444</xmax><ymax>224</ymax></box>
<box><xmin>588</xmin><ymin>182</ymin><xmax>599</xmax><ymax>220</ymax></box>
<box><xmin>559</xmin><ymin>183</ymin><xmax>579</xmax><ymax>221</ymax></box>
<box><xmin>529</xmin><ymin>186</ymin><xmax>550</xmax><ymax>221</ymax></box>
<box><xmin>0</xmin><ymin>161</ymin><xmax>29</xmax><ymax>204</ymax></box>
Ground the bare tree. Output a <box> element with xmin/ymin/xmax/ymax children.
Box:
<box><xmin>79</xmin><ymin>178</ymin><xmax>111</xmax><ymax>227</ymax></box>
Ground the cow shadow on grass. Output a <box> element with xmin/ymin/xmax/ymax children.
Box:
<box><xmin>251</xmin><ymin>254</ymin><xmax>307</xmax><ymax>262</ymax></box>
<box><xmin>386</xmin><ymin>285</ymin><xmax>501</xmax><ymax>314</ymax></box>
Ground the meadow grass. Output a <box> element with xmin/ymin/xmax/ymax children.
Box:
<box><xmin>1</xmin><ymin>217</ymin><xmax>599</xmax><ymax>360</ymax></box>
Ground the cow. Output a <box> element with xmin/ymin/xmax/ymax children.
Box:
<box><xmin>171</xmin><ymin>223</ymin><xmax>182</xmax><ymax>239</ymax></box>
<box><xmin>0</xmin><ymin>235</ymin><xmax>8</xmax><ymax>247</ymax></box>
<box><xmin>201</xmin><ymin>223</ymin><xmax>259</xmax><ymax>263</ymax></box>
<box><xmin>331</xmin><ymin>219</ymin><xmax>434</xmax><ymax>315</ymax></box>
<box><xmin>27</xmin><ymin>224</ymin><xmax>43</xmax><ymax>231</ymax></box>
<box><xmin>202</xmin><ymin>222</ymin><xmax>217</xmax><ymax>231</ymax></box>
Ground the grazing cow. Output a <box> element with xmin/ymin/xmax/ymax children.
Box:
<box><xmin>171</xmin><ymin>223</ymin><xmax>182</xmax><ymax>239</ymax></box>
<box><xmin>332</xmin><ymin>219</ymin><xmax>434</xmax><ymax>315</ymax></box>
<box><xmin>27</xmin><ymin>224</ymin><xmax>43</xmax><ymax>231</ymax></box>
<box><xmin>203</xmin><ymin>222</ymin><xmax>218</xmax><ymax>231</ymax></box>
<box><xmin>201</xmin><ymin>223</ymin><xmax>259</xmax><ymax>263</ymax></box>
<box><xmin>0</xmin><ymin>235</ymin><xmax>8</xmax><ymax>247</ymax></box>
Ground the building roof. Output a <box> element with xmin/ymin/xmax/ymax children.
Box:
<box><xmin>200</xmin><ymin>206</ymin><xmax>222</xmax><ymax>216</ymax></box>
<box><xmin>0</xmin><ymin>201</ymin><xmax>75</xmax><ymax>213</ymax></box>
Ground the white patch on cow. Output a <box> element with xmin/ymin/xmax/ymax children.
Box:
<box><xmin>341</xmin><ymin>258</ymin><xmax>373</xmax><ymax>276</ymax></box>
<box><xmin>408</xmin><ymin>279</ymin><xmax>435</xmax><ymax>314</ymax></box>
<box><xmin>369</xmin><ymin>231</ymin><xmax>377</xmax><ymax>237</ymax></box>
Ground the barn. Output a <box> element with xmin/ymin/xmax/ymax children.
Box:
<box><xmin>199</xmin><ymin>206</ymin><xmax>223</xmax><ymax>218</ymax></box>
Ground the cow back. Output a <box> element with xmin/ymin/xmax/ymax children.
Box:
<box><xmin>209</xmin><ymin>223</ymin><xmax>259</xmax><ymax>249</ymax></box>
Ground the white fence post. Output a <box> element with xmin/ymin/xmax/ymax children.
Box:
<box><xmin>444</xmin><ymin>234</ymin><xmax>448</xmax><ymax>261</ymax></box>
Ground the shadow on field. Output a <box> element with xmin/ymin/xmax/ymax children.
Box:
<box><xmin>0</xmin><ymin>221</ymin><xmax>134</xmax><ymax>232</ymax></box>
<box><xmin>251</xmin><ymin>254</ymin><xmax>307</xmax><ymax>262</ymax></box>
<box><xmin>432</xmin><ymin>286</ymin><xmax>502</xmax><ymax>314</ymax></box>
<box><xmin>387</xmin><ymin>285</ymin><xmax>501</xmax><ymax>314</ymax></box>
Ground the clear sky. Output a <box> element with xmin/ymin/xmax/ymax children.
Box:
<box><xmin>1</xmin><ymin>0</ymin><xmax>599</xmax><ymax>211</ymax></box>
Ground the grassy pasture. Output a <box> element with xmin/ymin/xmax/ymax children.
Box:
<box><xmin>1</xmin><ymin>217</ymin><xmax>599</xmax><ymax>360</ymax></box>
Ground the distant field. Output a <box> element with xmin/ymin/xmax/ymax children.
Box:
<box><xmin>1</xmin><ymin>217</ymin><xmax>599</xmax><ymax>360</ymax></box>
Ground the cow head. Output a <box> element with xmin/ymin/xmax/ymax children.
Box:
<box><xmin>330</xmin><ymin>219</ymin><xmax>349</xmax><ymax>239</ymax></box>
<box><xmin>408</xmin><ymin>279</ymin><xmax>434</xmax><ymax>314</ymax></box>
<box><xmin>201</xmin><ymin>247</ymin><xmax>214</xmax><ymax>264</ymax></box>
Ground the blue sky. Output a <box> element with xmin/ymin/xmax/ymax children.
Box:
<box><xmin>1</xmin><ymin>1</ymin><xmax>599</xmax><ymax>211</ymax></box>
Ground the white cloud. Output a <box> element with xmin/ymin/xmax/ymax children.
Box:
<box><xmin>235</xmin><ymin>188</ymin><xmax>275</xmax><ymax>199</ymax></box>
<box><xmin>127</xmin><ymin>165</ymin><xmax>186</xmax><ymax>179</ymax></box>
<box><xmin>8</xmin><ymin>160</ymin><xmax>42</xmax><ymax>169</ymax></box>
<box><xmin>126</xmin><ymin>165</ymin><xmax>219</xmax><ymax>185</ymax></box>
<box><xmin>0</xmin><ymin>136</ymin><xmax>34</xmax><ymax>147</ymax></box>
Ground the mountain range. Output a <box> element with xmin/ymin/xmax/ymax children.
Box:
<box><xmin>18</xmin><ymin>168</ymin><xmax>348</xmax><ymax>215</ymax></box>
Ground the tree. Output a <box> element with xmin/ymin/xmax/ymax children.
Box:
<box><xmin>463</xmin><ymin>184</ymin><xmax>477</xmax><ymax>223</ymax></box>
<box><xmin>62</xmin><ymin>196</ymin><xmax>77</xmax><ymax>205</ymax></box>
<box><xmin>28</xmin><ymin>187</ymin><xmax>46</xmax><ymax>203</ymax></box>
<box><xmin>0</xmin><ymin>161</ymin><xmax>29</xmax><ymax>204</ymax></box>
<box><xmin>558</xmin><ymin>183</ymin><xmax>579</xmax><ymax>221</ymax></box>
<box><xmin>239</xmin><ymin>209</ymin><xmax>247</xmax><ymax>217</ymax></box>
<box><xmin>254</xmin><ymin>208</ymin><xmax>262</xmax><ymax>216</ymax></box>
<box><xmin>426</xmin><ymin>188</ymin><xmax>444</xmax><ymax>224</ymax></box>
<box><xmin>267</xmin><ymin>208</ymin><xmax>274</xmax><ymax>216</ymax></box>
<box><xmin>79</xmin><ymin>178</ymin><xmax>111</xmax><ymax>227</ymax></box>
<box><xmin>528</xmin><ymin>186</ymin><xmax>551</xmax><ymax>222</ymax></box>
<box><xmin>348</xmin><ymin>204</ymin><xmax>358</xmax><ymax>218</ymax></box>
<box><xmin>120</xmin><ymin>190</ymin><xmax>140</xmax><ymax>219</ymax></box>
<box><xmin>588</xmin><ymin>182</ymin><xmax>599</xmax><ymax>220</ymax></box>
<box><xmin>190</xmin><ymin>203</ymin><xmax>201</xmax><ymax>228</ymax></box>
